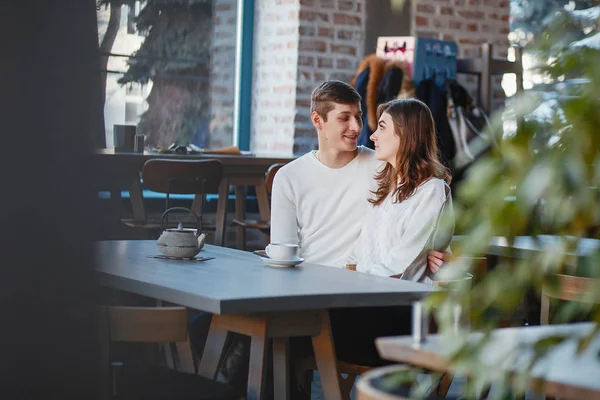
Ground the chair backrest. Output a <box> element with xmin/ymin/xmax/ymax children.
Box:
<box><xmin>541</xmin><ymin>274</ymin><xmax>600</xmax><ymax>325</ymax></box>
<box><xmin>142</xmin><ymin>159</ymin><xmax>223</xmax><ymax>195</ymax></box>
<box><xmin>98</xmin><ymin>306</ymin><xmax>188</xmax><ymax>343</ymax></box>
<box><xmin>265</xmin><ymin>163</ymin><xmax>285</xmax><ymax>195</ymax></box>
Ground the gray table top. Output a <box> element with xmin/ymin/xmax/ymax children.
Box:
<box><xmin>476</xmin><ymin>235</ymin><xmax>600</xmax><ymax>258</ymax></box>
<box><xmin>95</xmin><ymin>241</ymin><xmax>437</xmax><ymax>315</ymax></box>
<box><xmin>377</xmin><ymin>322</ymin><xmax>600</xmax><ymax>395</ymax></box>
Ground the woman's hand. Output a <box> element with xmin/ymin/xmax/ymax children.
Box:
<box><xmin>427</xmin><ymin>250</ymin><xmax>453</xmax><ymax>273</ymax></box>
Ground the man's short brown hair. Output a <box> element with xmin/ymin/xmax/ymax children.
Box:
<box><xmin>310</xmin><ymin>80</ymin><xmax>361</xmax><ymax>121</ymax></box>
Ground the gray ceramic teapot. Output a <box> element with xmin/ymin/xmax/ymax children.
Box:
<box><xmin>156</xmin><ymin>207</ymin><xmax>206</xmax><ymax>258</ymax></box>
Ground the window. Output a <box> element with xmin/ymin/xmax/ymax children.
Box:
<box><xmin>97</xmin><ymin>0</ymin><xmax>240</xmax><ymax>149</ymax></box>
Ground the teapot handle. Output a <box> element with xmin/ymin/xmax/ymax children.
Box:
<box><xmin>160</xmin><ymin>207</ymin><xmax>201</xmax><ymax>237</ymax></box>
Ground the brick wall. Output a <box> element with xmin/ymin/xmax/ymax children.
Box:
<box><xmin>211</xmin><ymin>0</ymin><xmax>510</xmax><ymax>154</ymax></box>
<box><xmin>208</xmin><ymin>0</ymin><xmax>238</xmax><ymax>148</ymax></box>
<box><xmin>250</xmin><ymin>0</ymin><xmax>366</xmax><ymax>156</ymax></box>
<box><xmin>411</xmin><ymin>0</ymin><xmax>510</xmax><ymax>113</ymax></box>
<box><xmin>293</xmin><ymin>0</ymin><xmax>366</xmax><ymax>154</ymax></box>
<box><xmin>250</xmin><ymin>0</ymin><xmax>300</xmax><ymax>155</ymax></box>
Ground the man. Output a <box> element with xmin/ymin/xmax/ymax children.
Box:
<box><xmin>271</xmin><ymin>80</ymin><xmax>446</xmax><ymax>273</ymax></box>
<box><xmin>270</xmin><ymin>80</ymin><xmax>447</xmax><ymax>372</ymax></box>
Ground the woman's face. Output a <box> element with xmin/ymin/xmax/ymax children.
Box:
<box><xmin>370</xmin><ymin>112</ymin><xmax>400</xmax><ymax>168</ymax></box>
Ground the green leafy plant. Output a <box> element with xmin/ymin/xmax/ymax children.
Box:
<box><xmin>422</xmin><ymin>6</ymin><xmax>600</xmax><ymax>399</ymax></box>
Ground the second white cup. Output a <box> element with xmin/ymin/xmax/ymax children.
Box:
<box><xmin>265</xmin><ymin>243</ymin><xmax>299</xmax><ymax>261</ymax></box>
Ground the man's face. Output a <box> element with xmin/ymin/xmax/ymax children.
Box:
<box><xmin>313</xmin><ymin>102</ymin><xmax>363</xmax><ymax>152</ymax></box>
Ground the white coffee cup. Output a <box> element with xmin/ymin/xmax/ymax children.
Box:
<box><xmin>265</xmin><ymin>243</ymin><xmax>299</xmax><ymax>261</ymax></box>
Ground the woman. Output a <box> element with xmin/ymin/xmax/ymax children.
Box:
<box><xmin>329</xmin><ymin>99</ymin><xmax>454</xmax><ymax>368</ymax></box>
<box><xmin>350</xmin><ymin>98</ymin><xmax>454</xmax><ymax>282</ymax></box>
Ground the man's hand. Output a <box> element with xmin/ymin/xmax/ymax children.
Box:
<box><xmin>427</xmin><ymin>250</ymin><xmax>453</xmax><ymax>274</ymax></box>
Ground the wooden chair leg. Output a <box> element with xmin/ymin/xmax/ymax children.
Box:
<box><xmin>436</xmin><ymin>372</ymin><xmax>454</xmax><ymax>397</ymax></box>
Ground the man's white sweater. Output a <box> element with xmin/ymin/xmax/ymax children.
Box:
<box><xmin>270</xmin><ymin>147</ymin><xmax>382</xmax><ymax>267</ymax></box>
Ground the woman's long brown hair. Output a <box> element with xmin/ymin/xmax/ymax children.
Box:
<box><xmin>369</xmin><ymin>99</ymin><xmax>451</xmax><ymax>206</ymax></box>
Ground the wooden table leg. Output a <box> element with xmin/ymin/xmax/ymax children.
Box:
<box><xmin>273</xmin><ymin>337</ymin><xmax>290</xmax><ymax>400</ymax></box>
<box><xmin>235</xmin><ymin>185</ymin><xmax>246</xmax><ymax>250</ymax></box>
<box><xmin>312</xmin><ymin>310</ymin><xmax>342</xmax><ymax>400</ymax></box>
<box><xmin>215</xmin><ymin>178</ymin><xmax>229</xmax><ymax>247</ymax></box>
<box><xmin>198</xmin><ymin>317</ymin><xmax>230</xmax><ymax>379</ymax></box>
<box><xmin>247</xmin><ymin>321</ymin><xmax>269</xmax><ymax>400</ymax></box>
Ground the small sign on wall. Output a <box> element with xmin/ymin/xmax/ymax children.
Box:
<box><xmin>376</xmin><ymin>36</ymin><xmax>457</xmax><ymax>87</ymax></box>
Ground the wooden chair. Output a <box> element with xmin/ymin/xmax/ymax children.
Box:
<box><xmin>122</xmin><ymin>159</ymin><xmax>223</xmax><ymax>239</ymax></box>
<box><xmin>232</xmin><ymin>163</ymin><xmax>284</xmax><ymax>249</ymax></box>
<box><xmin>98</xmin><ymin>306</ymin><xmax>240</xmax><ymax>400</ymax></box>
<box><xmin>295</xmin><ymin>357</ymin><xmax>372</xmax><ymax>400</ymax></box>
<box><xmin>540</xmin><ymin>274</ymin><xmax>600</xmax><ymax>325</ymax></box>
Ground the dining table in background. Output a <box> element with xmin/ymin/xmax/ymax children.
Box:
<box><xmin>376</xmin><ymin>322</ymin><xmax>600</xmax><ymax>399</ymax></box>
<box><xmin>93</xmin><ymin>148</ymin><xmax>295</xmax><ymax>246</ymax></box>
<box><xmin>94</xmin><ymin>240</ymin><xmax>438</xmax><ymax>400</ymax></box>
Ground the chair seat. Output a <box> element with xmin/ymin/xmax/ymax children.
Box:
<box><xmin>114</xmin><ymin>364</ymin><xmax>240</xmax><ymax>400</ymax></box>
<box><xmin>231</xmin><ymin>218</ymin><xmax>270</xmax><ymax>230</ymax></box>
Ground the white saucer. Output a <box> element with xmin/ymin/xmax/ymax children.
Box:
<box><xmin>261</xmin><ymin>256</ymin><xmax>304</xmax><ymax>268</ymax></box>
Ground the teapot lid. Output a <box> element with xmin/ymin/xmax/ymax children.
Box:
<box><xmin>166</xmin><ymin>222</ymin><xmax>197</xmax><ymax>233</ymax></box>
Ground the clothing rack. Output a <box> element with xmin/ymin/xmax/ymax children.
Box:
<box><xmin>457</xmin><ymin>43</ymin><xmax>524</xmax><ymax>115</ymax></box>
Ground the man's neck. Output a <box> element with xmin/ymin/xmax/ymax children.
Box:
<box><xmin>315</xmin><ymin>147</ymin><xmax>359</xmax><ymax>169</ymax></box>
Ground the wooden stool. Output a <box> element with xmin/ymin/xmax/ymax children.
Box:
<box><xmin>356</xmin><ymin>364</ymin><xmax>460</xmax><ymax>400</ymax></box>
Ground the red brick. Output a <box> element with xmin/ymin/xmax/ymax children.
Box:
<box><xmin>457</xmin><ymin>10</ymin><xmax>485</xmax><ymax>19</ymax></box>
<box><xmin>336</xmin><ymin>58</ymin><xmax>353</xmax><ymax>69</ymax></box>
<box><xmin>458</xmin><ymin>37</ymin><xmax>486</xmax><ymax>45</ymax></box>
<box><xmin>319</xmin><ymin>0</ymin><xmax>336</xmax><ymax>8</ymax></box>
<box><xmin>449</xmin><ymin>20</ymin><xmax>462</xmax><ymax>29</ymax></box>
<box><xmin>416</xmin><ymin>4</ymin><xmax>435</xmax><ymax>13</ymax></box>
<box><xmin>481</xmin><ymin>24</ymin><xmax>492</xmax><ymax>33</ymax></box>
<box><xmin>318</xmin><ymin>27</ymin><xmax>334</xmax><ymax>38</ymax></box>
<box><xmin>439</xmin><ymin>6</ymin><xmax>454</xmax><ymax>16</ymax></box>
<box><xmin>314</xmin><ymin>72</ymin><xmax>325</xmax><ymax>81</ymax></box>
<box><xmin>318</xmin><ymin>57</ymin><xmax>334</xmax><ymax>68</ymax></box>
<box><xmin>338</xmin><ymin>0</ymin><xmax>354</xmax><ymax>11</ymax></box>
<box><xmin>300</xmin><ymin>10</ymin><xmax>329</xmax><ymax>22</ymax></box>
<box><xmin>501</xmin><ymin>14</ymin><xmax>510</xmax><ymax>22</ymax></box>
<box><xmin>500</xmin><ymin>26</ymin><xmax>510</xmax><ymax>34</ymax></box>
<box><xmin>298</xmin><ymin>39</ymin><xmax>327</xmax><ymax>52</ymax></box>
<box><xmin>299</xmin><ymin>0</ymin><xmax>315</xmax><ymax>5</ymax></box>
<box><xmin>299</xmin><ymin>25</ymin><xmax>315</xmax><ymax>36</ymax></box>
<box><xmin>499</xmin><ymin>0</ymin><xmax>509</xmax><ymax>7</ymax></box>
<box><xmin>356</xmin><ymin>2</ymin><xmax>361</xmax><ymax>12</ymax></box>
<box><xmin>488</xmin><ymin>12</ymin><xmax>499</xmax><ymax>20</ymax></box>
<box><xmin>467</xmin><ymin>23</ymin><xmax>478</xmax><ymax>32</ymax></box>
<box><xmin>442</xmin><ymin>34</ymin><xmax>454</xmax><ymax>41</ymax></box>
<box><xmin>337</xmin><ymin>29</ymin><xmax>361</xmax><ymax>40</ymax></box>
<box><xmin>468</xmin><ymin>0</ymin><xmax>481</xmax><ymax>5</ymax></box>
<box><xmin>483</xmin><ymin>0</ymin><xmax>498</xmax><ymax>5</ymax></box>
<box><xmin>298</xmin><ymin>56</ymin><xmax>315</xmax><ymax>66</ymax></box>
<box><xmin>333</xmin><ymin>13</ymin><xmax>361</xmax><ymax>26</ymax></box>
<box><xmin>415</xmin><ymin>16</ymin><xmax>429</xmax><ymax>26</ymax></box>
<box><xmin>330</xmin><ymin>44</ymin><xmax>356</xmax><ymax>56</ymax></box>
<box><xmin>296</xmin><ymin>98</ymin><xmax>311</xmax><ymax>108</ymax></box>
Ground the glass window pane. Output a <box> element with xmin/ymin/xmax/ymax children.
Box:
<box><xmin>97</xmin><ymin>0</ymin><xmax>238</xmax><ymax>149</ymax></box>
